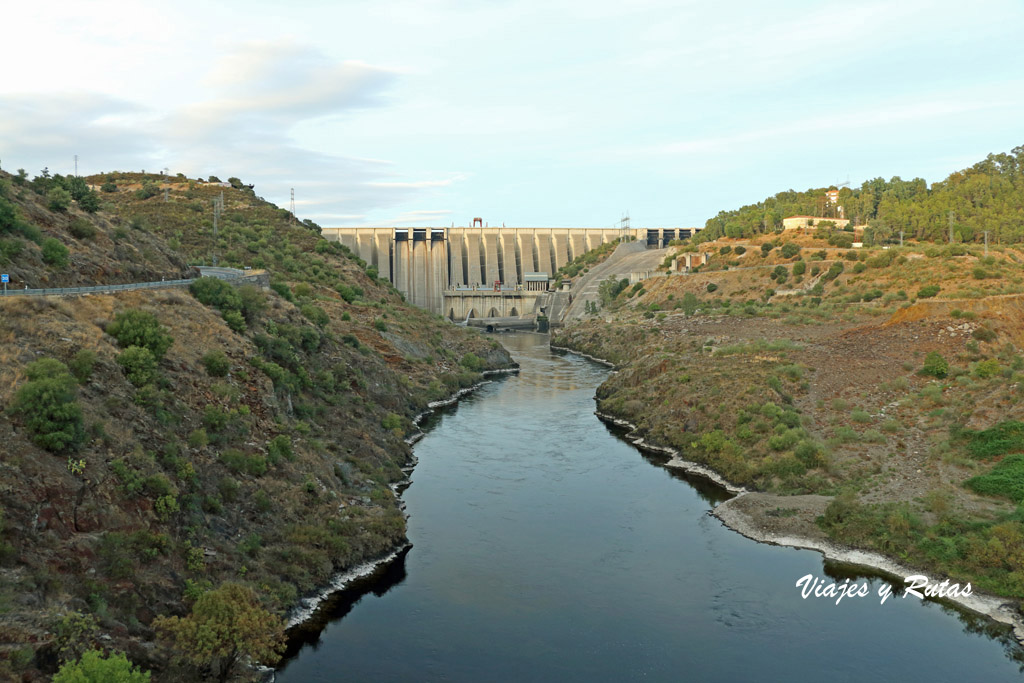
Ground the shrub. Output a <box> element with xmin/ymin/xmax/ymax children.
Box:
<box><xmin>965</xmin><ymin>454</ymin><xmax>1024</xmax><ymax>501</ymax></box>
<box><xmin>792</xmin><ymin>260</ymin><xmax>806</xmax><ymax>276</ymax></box>
<box><xmin>733</xmin><ymin>246</ymin><xmax>746</xmax><ymax>255</ymax></box>
<box><xmin>107</xmin><ymin>310</ymin><xmax>173</xmax><ymax>360</ymax></box>
<box><xmin>706</xmin><ymin>283</ymin><xmax>718</xmax><ymax>293</ymax></box>
<box><xmin>965</xmin><ymin>421</ymin><xmax>1024</xmax><ymax>459</ymax></box>
<box><xmin>460</xmin><ymin>353</ymin><xmax>484</xmax><ymax>372</ymax></box>
<box><xmin>917</xmin><ymin>285</ymin><xmax>940</xmax><ymax>299</ymax></box>
<box><xmin>761</xmin><ymin>243</ymin><xmax>774</xmax><ymax>255</ymax></box>
<box><xmin>853</xmin><ymin>262</ymin><xmax>866</xmax><ymax>274</ymax></box>
<box><xmin>100</xmin><ymin>180</ymin><xmax>117</xmax><ymax>193</ymax></box>
<box><xmin>118</xmin><ymin>346</ymin><xmax>158</xmax><ymax>386</ymax></box>
<box><xmin>68</xmin><ymin>218</ymin><xmax>96</xmax><ymax>239</ymax></box>
<box><xmin>41</xmin><ymin>237</ymin><xmax>70</xmax><ymax>267</ymax></box>
<box><xmin>299</xmin><ymin>303</ymin><xmax>329</xmax><ymax>327</ymax></box>
<box><xmin>12</xmin><ymin>358</ymin><xmax>84</xmax><ymax>451</ymax></box>
<box><xmin>374</xmin><ymin>318</ymin><xmax>387</xmax><ymax>331</ymax></box>
<box><xmin>53</xmin><ymin>650</ymin><xmax>150</xmax><ymax>683</ymax></box>
<box><xmin>267</xmin><ymin>435</ymin><xmax>293</xmax><ymax>464</ymax></box>
<box><xmin>972</xmin><ymin>327</ymin><xmax>997</xmax><ymax>342</ymax></box>
<box><xmin>824</xmin><ymin>262</ymin><xmax>844</xmax><ymax>281</ymax></box>
<box><xmin>921</xmin><ymin>352</ymin><xmax>948</xmax><ymax>378</ymax></box>
<box><xmin>222</xmin><ymin>310</ymin><xmax>246</xmax><ymax>333</ymax></box>
<box><xmin>219</xmin><ymin>449</ymin><xmax>267</xmax><ymax>476</ymax></box>
<box><xmin>68</xmin><ymin>349</ymin><xmax>97</xmax><ymax>384</ymax></box>
<box><xmin>851</xmin><ymin>409</ymin><xmax>872</xmax><ymax>424</ymax></box>
<box><xmin>719</xmin><ymin>246</ymin><xmax>732</xmax><ymax>255</ymax></box>
<box><xmin>780</xmin><ymin>243</ymin><xmax>800</xmax><ymax>259</ymax></box>
<box><xmin>190</xmin><ymin>277</ymin><xmax>242</xmax><ymax>311</ymax></box>
<box><xmin>381</xmin><ymin>413</ymin><xmax>403</xmax><ymax>433</ymax></box>
<box><xmin>47</xmin><ymin>187</ymin><xmax>72</xmax><ymax>212</ymax></box>
<box><xmin>202</xmin><ymin>350</ymin><xmax>230</xmax><ymax>377</ymax></box>
<box><xmin>973</xmin><ymin>358</ymin><xmax>1001</xmax><ymax>379</ymax></box>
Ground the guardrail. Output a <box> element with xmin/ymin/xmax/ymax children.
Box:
<box><xmin>0</xmin><ymin>269</ymin><xmax>258</xmax><ymax>298</ymax></box>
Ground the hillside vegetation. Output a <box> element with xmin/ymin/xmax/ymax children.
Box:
<box><xmin>699</xmin><ymin>144</ymin><xmax>1024</xmax><ymax>245</ymax></box>
<box><xmin>554</xmin><ymin>145</ymin><xmax>1024</xmax><ymax>621</ymax></box>
<box><xmin>0</xmin><ymin>167</ymin><xmax>514</xmax><ymax>681</ymax></box>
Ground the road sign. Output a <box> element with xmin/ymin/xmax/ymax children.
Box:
<box><xmin>0</xmin><ymin>274</ymin><xmax>8</xmax><ymax>283</ymax></box>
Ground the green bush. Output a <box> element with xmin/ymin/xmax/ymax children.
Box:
<box><xmin>824</xmin><ymin>262</ymin><xmax>844</xmax><ymax>281</ymax></box>
<box><xmin>299</xmin><ymin>303</ymin><xmax>329</xmax><ymax>327</ymax></box>
<box><xmin>68</xmin><ymin>349</ymin><xmax>97</xmax><ymax>384</ymax></box>
<box><xmin>117</xmin><ymin>346</ymin><xmax>158</xmax><ymax>386</ymax></box>
<box><xmin>107</xmin><ymin>310</ymin><xmax>173</xmax><ymax>360</ymax></box>
<box><xmin>917</xmin><ymin>285</ymin><xmax>940</xmax><ymax>299</ymax></box>
<box><xmin>53</xmin><ymin>649</ymin><xmax>150</xmax><ymax>683</ymax></box>
<box><xmin>964</xmin><ymin>421</ymin><xmax>1024</xmax><ymax>459</ymax></box>
<box><xmin>706</xmin><ymin>283</ymin><xmax>718</xmax><ymax>293</ymax></box>
<box><xmin>733</xmin><ymin>246</ymin><xmax>746</xmax><ymax>255</ymax></box>
<box><xmin>69</xmin><ymin>218</ymin><xmax>97</xmax><ymax>239</ymax></box>
<box><xmin>11</xmin><ymin>358</ymin><xmax>84</xmax><ymax>451</ymax></box>
<box><xmin>780</xmin><ymin>242</ymin><xmax>800</xmax><ymax>259</ymax></box>
<box><xmin>460</xmin><ymin>353</ymin><xmax>484</xmax><ymax>372</ymax></box>
<box><xmin>374</xmin><ymin>318</ymin><xmax>387</xmax><ymax>331</ymax></box>
<box><xmin>965</xmin><ymin>454</ymin><xmax>1024</xmax><ymax>502</ymax></box>
<box><xmin>381</xmin><ymin>413</ymin><xmax>403</xmax><ymax>432</ymax></box>
<box><xmin>921</xmin><ymin>351</ymin><xmax>948</xmax><ymax>378</ymax></box>
<box><xmin>267</xmin><ymin>435</ymin><xmax>293</xmax><ymax>464</ymax></box>
<box><xmin>219</xmin><ymin>449</ymin><xmax>267</xmax><ymax>476</ymax></box>
<box><xmin>760</xmin><ymin>243</ymin><xmax>773</xmax><ymax>255</ymax></box>
<box><xmin>47</xmin><ymin>187</ymin><xmax>72</xmax><ymax>212</ymax></box>
<box><xmin>973</xmin><ymin>358</ymin><xmax>1001</xmax><ymax>379</ymax></box>
<box><xmin>222</xmin><ymin>310</ymin><xmax>246</xmax><ymax>333</ymax></box>
<box><xmin>189</xmin><ymin>277</ymin><xmax>242</xmax><ymax>312</ymax></box>
<box><xmin>42</xmin><ymin>237</ymin><xmax>70</xmax><ymax>267</ymax></box>
<box><xmin>972</xmin><ymin>327</ymin><xmax>997</xmax><ymax>342</ymax></box>
<box><xmin>792</xmin><ymin>260</ymin><xmax>806</xmax><ymax>276</ymax></box>
<box><xmin>201</xmin><ymin>350</ymin><xmax>230</xmax><ymax>377</ymax></box>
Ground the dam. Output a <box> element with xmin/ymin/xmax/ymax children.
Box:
<box><xmin>321</xmin><ymin>225</ymin><xmax>700</xmax><ymax>321</ymax></box>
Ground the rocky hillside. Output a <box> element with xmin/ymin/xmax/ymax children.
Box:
<box><xmin>554</xmin><ymin>231</ymin><xmax>1024</xmax><ymax>615</ymax></box>
<box><xmin>0</xmin><ymin>169</ymin><xmax>515</xmax><ymax>680</ymax></box>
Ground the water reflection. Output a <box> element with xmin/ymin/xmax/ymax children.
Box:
<box><xmin>280</xmin><ymin>547</ymin><xmax>412</xmax><ymax>662</ymax></box>
<box><xmin>277</xmin><ymin>333</ymin><xmax>1024</xmax><ymax>682</ymax></box>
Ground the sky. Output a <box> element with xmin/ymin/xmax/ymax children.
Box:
<box><xmin>2</xmin><ymin>0</ymin><xmax>1022</xmax><ymax>229</ymax></box>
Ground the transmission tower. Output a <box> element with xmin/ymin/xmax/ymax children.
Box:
<box><xmin>290</xmin><ymin>188</ymin><xmax>296</xmax><ymax>223</ymax></box>
<box><xmin>619</xmin><ymin>213</ymin><xmax>630</xmax><ymax>242</ymax></box>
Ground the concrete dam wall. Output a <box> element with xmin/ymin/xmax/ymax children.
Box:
<box><xmin>321</xmin><ymin>226</ymin><xmax>698</xmax><ymax>317</ymax></box>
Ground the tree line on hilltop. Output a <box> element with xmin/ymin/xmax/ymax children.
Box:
<box><xmin>697</xmin><ymin>144</ymin><xmax>1024</xmax><ymax>246</ymax></box>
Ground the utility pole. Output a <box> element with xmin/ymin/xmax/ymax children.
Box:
<box><xmin>290</xmin><ymin>188</ymin><xmax>296</xmax><ymax>224</ymax></box>
<box><xmin>984</xmin><ymin>230</ymin><xmax>989</xmax><ymax>257</ymax></box>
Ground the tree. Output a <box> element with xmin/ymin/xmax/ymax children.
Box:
<box><xmin>77</xmin><ymin>190</ymin><xmax>101</xmax><ymax>213</ymax></box>
<box><xmin>53</xmin><ymin>650</ymin><xmax>150</xmax><ymax>683</ymax></box>
<box><xmin>154</xmin><ymin>583</ymin><xmax>284</xmax><ymax>683</ymax></box>
<box><xmin>106</xmin><ymin>310</ymin><xmax>173</xmax><ymax>360</ymax></box>
<box><xmin>12</xmin><ymin>358</ymin><xmax>84</xmax><ymax>451</ymax></box>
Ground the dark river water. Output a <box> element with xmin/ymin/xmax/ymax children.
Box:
<box><xmin>276</xmin><ymin>333</ymin><xmax>1024</xmax><ymax>682</ymax></box>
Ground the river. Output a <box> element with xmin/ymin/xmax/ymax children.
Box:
<box><xmin>276</xmin><ymin>333</ymin><xmax>1024</xmax><ymax>682</ymax></box>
